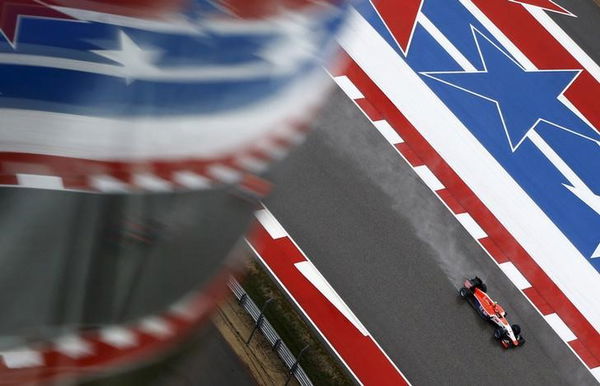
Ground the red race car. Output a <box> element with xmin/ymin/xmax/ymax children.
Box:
<box><xmin>459</xmin><ymin>277</ymin><xmax>525</xmax><ymax>348</ymax></box>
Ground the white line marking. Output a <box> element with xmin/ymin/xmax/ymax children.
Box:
<box><xmin>523</xmin><ymin>5</ymin><xmax>600</xmax><ymax>84</ymax></box>
<box><xmin>334</xmin><ymin>75</ymin><xmax>364</xmax><ymax>99</ymax></box>
<box><xmin>417</xmin><ymin>13</ymin><xmax>477</xmax><ymax>72</ymax></box>
<box><xmin>592</xmin><ymin>243</ymin><xmax>600</xmax><ymax>259</ymax></box>
<box><xmin>16</xmin><ymin>174</ymin><xmax>64</xmax><ymax>189</ymax></box>
<box><xmin>455</xmin><ymin>212</ymin><xmax>487</xmax><ymax>239</ymax></box>
<box><xmin>459</xmin><ymin>0</ymin><xmax>536</xmax><ymax>71</ymax></box>
<box><xmin>413</xmin><ymin>165</ymin><xmax>445</xmax><ymax>191</ymax></box>
<box><xmin>170</xmin><ymin>295</ymin><xmax>198</xmax><ymax>321</ymax></box>
<box><xmin>340</xmin><ymin>6</ymin><xmax>600</xmax><ymax>332</ymax></box>
<box><xmin>207</xmin><ymin>165</ymin><xmax>243</xmax><ymax>184</ymax></box>
<box><xmin>591</xmin><ymin>367</ymin><xmax>600</xmax><ymax>383</ymax></box>
<box><xmin>255</xmin><ymin>208</ymin><xmax>288</xmax><ymax>239</ymax></box>
<box><xmin>173</xmin><ymin>171</ymin><xmax>212</xmax><ymax>189</ymax></box>
<box><xmin>99</xmin><ymin>327</ymin><xmax>137</xmax><ymax>349</ymax></box>
<box><xmin>236</xmin><ymin>155</ymin><xmax>269</xmax><ymax>173</ymax></box>
<box><xmin>55</xmin><ymin>335</ymin><xmax>93</xmax><ymax>359</ymax></box>
<box><xmin>133</xmin><ymin>173</ymin><xmax>172</xmax><ymax>191</ymax></box>
<box><xmin>90</xmin><ymin>174</ymin><xmax>129</xmax><ymax>192</ymax></box>
<box><xmin>544</xmin><ymin>313</ymin><xmax>577</xmax><ymax>342</ymax></box>
<box><xmin>499</xmin><ymin>262</ymin><xmax>532</xmax><ymax>290</ymax></box>
<box><xmin>295</xmin><ymin>261</ymin><xmax>369</xmax><ymax>336</ymax></box>
<box><xmin>139</xmin><ymin>317</ymin><xmax>173</xmax><ymax>338</ymax></box>
<box><xmin>373</xmin><ymin>120</ymin><xmax>404</xmax><ymax>144</ymax></box>
<box><xmin>1</xmin><ymin>349</ymin><xmax>43</xmax><ymax>368</ymax></box>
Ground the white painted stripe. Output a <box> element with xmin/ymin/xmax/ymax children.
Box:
<box><xmin>524</xmin><ymin>5</ymin><xmax>600</xmax><ymax>84</ymax></box>
<box><xmin>340</xmin><ymin>7</ymin><xmax>600</xmax><ymax>332</ymax></box>
<box><xmin>207</xmin><ymin>165</ymin><xmax>243</xmax><ymax>184</ymax></box>
<box><xmin>99</xmin><ymin>327</ymin><xmax>137</xmax><ymax>349</ymax></box>
<box><xmin>334</xmin><ymin>75</ymin><xmax>364</xmax><ymax>99</ymax></box>
<box><xmin>592</xmin><ymin>243</ymin><xmax>600</xmax><ymax>259</ymax></box>
<box><xmin>295</xmin><ymin>261</ymin><xmax>369</xmax><ymax>336</ymax></box>
<box><xmin>499</xmin><ymin>262</ymin><xmax>532</xmax><ymax>290</ymax></box>
<box><xmin>459</xmin><ymin>0</ymin><xmax>536</xmax><ymax>70</ymax></box>
<box><xmin>413</xmin><ymin>165</ymin><xmax>445</xmax><ymax>191</ymax></box>
<box><xmin>133</xmin><ymin>173</ymin><xmax>172</xmax><ymax>191</ymax></box>
<box><xmin>139</xmin><ymin>317</ymin><xmax>173</xmax><ymax>338</ymax></box>
<box><xmin>373</xmin><ymin>120</ymin><xmax>403</xmax><ymax>144</ymax></box>
<box><xmin>16</xmin><ymin>174</ymin><xmax>64</xmax><ymax>189</ymax></box>
<box><xmin>591</xmin><ymin>367</ymin><xmax>600</xmax><ymax>383</ymax></box>
<box><xmin>170</xmin><ymin>295</ymin><xmax>198</xmax><ymax>320</ymax></box>
<box><xmin>55</xmin><ymin>335</ymin><xmax>93</xmax><ymax>359</ymax></box>
<box><xmin>255</xmin><ymin>208</ymin><xmax>288</xmax><ymax>239</ymax></box>
<box><xmin>236</xmin><ymin>156</ymin><xmax>269</xmax><ymax>173</ymax></box>
<box><xmin>1</xmin><ymin>349</ymin><xmax>43</xmax><ymax>368</ymax></box>
<box><xmin>173</xmin><ymin>171</ymin><xmax>212</xmax><ymax>189</ymax></box>
<box><xmin>417</xmin><ymin>13</ymin><xmax>477</xmax><ymax>72</ymax></box>
<box><xmin>544</xmin><ymin>313</ymin><xmax>577</xmax><ymax>342</ymax></box>
<box><xmin>90</xmin><ymin>174</ymin><xmax>129</xmax><ymax>192</ymax></box>
<box><xmin>455</xmin><ymin>213</ymin><xmax>487</xmax><ymax>240</ymax></box>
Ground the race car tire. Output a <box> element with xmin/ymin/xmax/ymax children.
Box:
<box><xmin>512</xmin><ymin>324</ymin><xmax>521</xmax><ymax>335</ymax></box>
<box><xmin>459</xmin><ymin>287</ymin><xmax>470</xmax><ymax>298</ymax></box>
<box><xmin>471</xmin><ymin>277</ymin><xmax>487</xmax><ymax>292</ymax></box>
<box><xmin>518</xmin><ymin>336</ymin><xmax>526</xmax><ymax>346</ymax></box>
<box><xmin>494</xmin><ymin>327</ymin><xmax>504</xmax><ymax>340</ymax></box>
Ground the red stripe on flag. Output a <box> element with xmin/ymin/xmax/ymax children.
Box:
<box><xmin>370</xmin><ymin>0</ymin><xmax>423</xmax><ymax>54</ymax></box>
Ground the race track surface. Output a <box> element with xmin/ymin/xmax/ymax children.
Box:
<box><xmin>265</xmin><ymin>85</ymin><xmax>597</xmax><ymax>385</ymax></box>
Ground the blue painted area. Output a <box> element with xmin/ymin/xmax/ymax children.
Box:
<box><xmin>0</xmin><ymin>0</ymin><xmax>349</xmax><ymax>117</ymax></box>
<box><xmin>363</xmin><ymin>0</ymin><xmax>600</xmax><ymax>269</ymax></box>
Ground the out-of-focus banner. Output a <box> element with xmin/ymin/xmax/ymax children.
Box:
<box><xmin>0</xmin><ymin>0</ymin><xmax>349</xmax><ymax>384</ymax></box>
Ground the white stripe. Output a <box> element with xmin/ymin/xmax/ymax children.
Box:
<box><xmin>544</xmin><ymin>313</ymin><xmax>577</xmax><ymax>342</ymax></box>
<box><xmin>236</xmin><ymin>156</ymin><xmax>269</xmax><ymax>173</ymax></box>
<box><xmin>139</xmin><ymin>317</ymin><xmax>173</xmax><ymax>338</ymax></box>
<box><xmin>173</xmin><ymin>171</ymin><xmax>212</xmax><ymax>189</ymax></box>
<box><xmin>17</xmin><ymin>174</ymin><xmax>64</xmax><ymax>189</ymax></box>
<box><xmin>207</xmin><ymin>165</ymin><xmax>243</xmax><ymax>184</ymax></box>
<box><xmin>417</xmin><ymin>13</ymin><xmax>477</xmax><ymax>72</ymax></box>
<box><xmin>455</xmin><ymin>213</ymin><xmax>487</xmax><ymax>239</ymax></box>
<box><xmin>498</xmin><ymin>262</ymin><xmax>532</xmax><ymax>290</ymax></box>
<box><xmin>90</xmin><ymin>174</ymin><xmax>129</xmax><ymax>192</ymax></box>
<box><xmin>592</xmin><ymin>243</ymin><xmax>600</xmax><ymax>259</ymax></box>
<box><xmin>1</xmin><ymin>349</ymin><xmax>43</xmax><ymax>368</ymax></box>
<box><xmin>334</xmin><ymin>75</ymin><xmax>364</xmax><ymax>99</ymax></box>
<box><xmin>255</xmin><ymin>208</ymin><xmax>288</xmax><ymax>239</ymax></box>
<box><xmin>459</xmin><ymin>0</ymin><xmax>536</xmax><ymax>70</ymax></box>
<box><xmin>373</xmin><ymin>120</ymin><xmax>403</xmax><ymax>144</ymax></box>
<box><xmin>99</xmin><ymin>326</ymin><xmax>137</xmax><ymax>349</ymax></box>
<box><xmin>591</xmin><ymin>367</ymin><xmax>600</xmax><ymax>383</ymax></box>
<box><xmin>133</xmin><ymin>173</ymin><xmax>172</xmax><ymax>191</ymax></box>
<box><xmin>55</xmin><ymin>335</ymin><xmax>93</xmax><ymax>359</ymax></box>
<box><xmin>170</xmin><ymin>296</ymin><xmax>198</xmax><ymax>320</ymax></box>
<box><xmin>413</xmin><ymin>165</ymin><xmax>445</xmax><ymax>191</ymax></box>
<box><xmin>295</xmin><ymin>261</ymin><xmax>369</xmax><ymax>336</ymax></box>
<box><xmin>340</xmin><ymin>6</ymin><xmax>600</xmax><ymax>333</ymax></box>
<box><xmin>0</xmin><ymin>69</ymin><xmax>327</xmax><ymax>161</ymax></box>
<box><xmin>523</xmin><ymin>5</ymin><xmax>600</xmax><ymax>84</ymax></box>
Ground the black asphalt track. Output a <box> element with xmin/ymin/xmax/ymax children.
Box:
<box><xmin>551</xmin><ymin>0</ymin><xmax>600</xmax><ymax>65</ymax></box>
<box><xmin>264</xmin><ymin>86</ymin><xmax>598</xmax><ymax>385</ymax></box>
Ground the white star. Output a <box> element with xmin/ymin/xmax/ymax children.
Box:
<box><xmin>92</xmin><ymin>31</ymin><xmax>162</xmax><ymax>83</ymax></box>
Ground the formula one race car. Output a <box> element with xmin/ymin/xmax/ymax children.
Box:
<box><xmin>459</xmin><ymin>277</ymin><xmax>525</xmax><ymax>348</ymax></box>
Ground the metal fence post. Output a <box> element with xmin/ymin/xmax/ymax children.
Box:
<box><xmin>246</xmin><ymin>297</ymin><xmax>273</xmax><ymax>345</ymax></box>
<box><xmin>285</xmin><ymin>344</ymin><xmax>310</xmax><ymax>385</ymax></box>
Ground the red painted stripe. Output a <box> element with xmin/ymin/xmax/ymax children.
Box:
<box><xmin>569</xmin><ymin>340</ymin><xmax>600</xmax><ymax>369</ymax></box>
<box><xmin>355</xmin><ymin>98</ymin><xmax>384</xmax><ymax>121</ymax></box>
<box><xmin>509</xmin><ymin>0</ymin><xmax>571</xmax><ymax>14</ymax></box>
<box><xmin>478</xmin><ymin>237</ymin><xmax>509</xmax><ymax>264</ymax></box>
<box><xmin>395</xmin><ymin>143</ymin><xmax>422</xmax><ymax>166</ymax></box>
<box><xmin>471</xmin><ymin>0</ymin><xmax>599</xmax><ymax>133</ymax></box>
<box><xmin>249</xmin><ymin>224</ymin><xmax>409</xmax><ymax>385</ymax></box>
<box><xmin>370</xmin><ymin>0</ymin><xmax>423</xmax><ymax>54</ymax></box>
<box><xmin>436</xmin><ymin>189</ymin><xmax>465</xmax><ymax>214</ymax></box>
<box><xmin>523</xmin><ymin>287</ymin><xmax>553</xmax><ymax>315</ymax></box>
<box><xmin>342</xmin><ymin>59</ymin><xmax>600</xmax><ymax>367</ymax></box>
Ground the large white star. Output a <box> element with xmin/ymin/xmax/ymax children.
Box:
<box><xmin>92</xmin><ymin>31</ymin><xmax>162</xmax><ymax>82</ymax></box>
